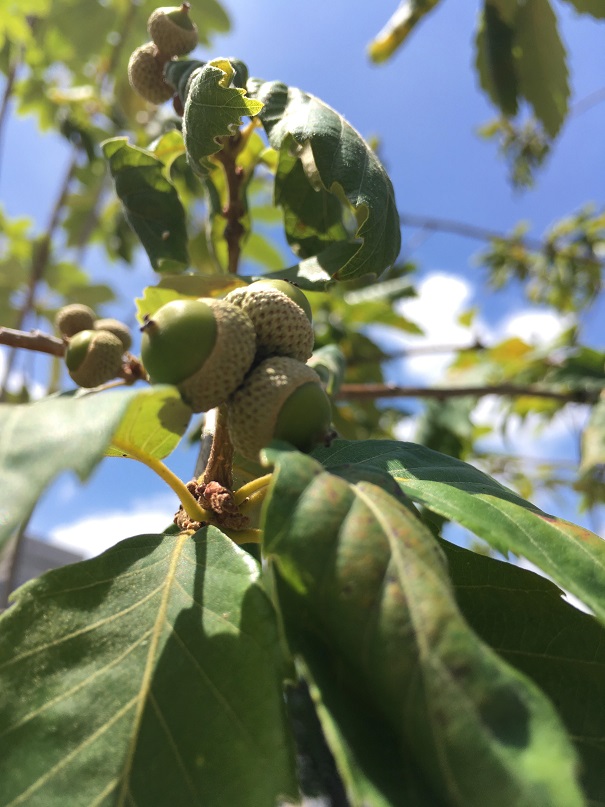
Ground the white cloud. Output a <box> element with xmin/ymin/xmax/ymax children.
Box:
<box><xmin>393</xmin><ymin>272</ymin><xmax>477</xmax><ymax>383</ymax></box>
<box><xmin>496</xmin><ymin>309</ymin><xmax>572</xmax><ymax>345</ymax></box>
<box><xmin>49</xmin><ymin>496</ymin><xmax>177</xmax><ymax>559</ymax></box>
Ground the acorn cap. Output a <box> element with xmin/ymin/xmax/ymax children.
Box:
<box><xmin>228</xmin><ymin>356</ymin><xmax>331</xmax><ymax>460</ymax></box>
<box><xmin>245</xmin><ymin>279</ymin><xmax>312</xmax><ymax>322</ymax></box>
<box><xmin>55</xmin><ymin>304</ymin><xmax>95</xmax><ymax>337</ymax></box>
<box><xmin>224</xmin><ymin>286</ymin><xmax>314</xmax><ymax>362</ymax></box>
<box><xmin>94</xmin><ymin>318</ymin><xmax>132</xmax><ymax>351</ymax></box>
<box><xmin>177</xmin><ymin>299</ymin><xmax>256</xmax><ymax>412</ymax></box>
<box><xmin>148</xmin><ymin>4</ymin><xmax>198</xmax><ymax>56</ymax></box>
<box><xmin>128</xmin><ymin>42</ymin><xmax>174</xmax><ymax>104</ymax></box>
<box><xmin>66</xmin><ymin>330</ymin><xmax>124</xmax><ymax>388</ymax></box>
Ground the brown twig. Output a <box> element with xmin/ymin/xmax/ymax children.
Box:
<box><xmin>200</xmin><ymin>404</ymin><xmax>234</xmax><ymax>489</ymax></box>
<box><xmin>348</xmin><ymin>340</ymin><xmax>485</xmax><ymax>368</ymax></box>
<box><xmin>0</xmin><ymin>327</ymin><xmax>66</xmax><ymax>356</ymax></box>
<box><xmin>399</xmin><ymin>212</ymin><xmax>604</xmax><ymax>267</ymax></box>
<box><xmin>213</xmin><ymin>132</ymin><xmax>246</xmax><ymax>274</ymax></box>
<box><xmin>0</xmin><ymin>153</ymin><xmax>78</xmax><ymax>396</ymax></box>
<box><xmin>337</xmin><ymin>382</ymin><xmax>599</xmax><ymax>405</ymax></box>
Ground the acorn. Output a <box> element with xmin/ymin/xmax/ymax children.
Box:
<box><xmin>127</xmin><ymin>42</ymin><xmax>175</xmax><ymax>104</ymax></box>
<box><xmin>55</xmin><ymin>304</ymin><xmax>95</xmax><ymax>338</ymax></box>
<box><xmin>65</xmin><ymin>330</ymin><xmax>124</xmax><ymax>388</ymax></box>
<box><xmin>224</xmin><ymin>280</ymin><xmax>314</xmax><ymax>362</ymax></box>
<box><xmin>228</xmin><ymin>356</ymin><xmax>332</xmax><ymax>461</ymax></box>
<box><xmin>94</xmin><ymin>318</ymin><xmax>132</xmax><ymax>352</ymax></box>
<box><xmin>148</xmin><ymin>4</ymin><xmax>199</xmax><ymax>56</ymax></box>
<box><xmin>140</xmin><ymin>298</ymin><xmax>256</xmax><ymax>412</ymax></box>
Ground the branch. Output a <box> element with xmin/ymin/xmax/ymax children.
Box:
<box><xmin>337</xmin><ymin>382</ymin><xmax>599</xmax><ymax>405</ymax></box>
<box><xmin>214</xmin><ymin>132</ymin><xmax>246</xmax><ymax>275</ymax></box>
<box><xmin>0</xmin><ymin>327</ymin><xmax>66</xmax><ymax>357</ymax></box>
<box><xmin>399</xmin><ymin>212</ymin><xmax>604</xmax><ymax>267</ymax></box>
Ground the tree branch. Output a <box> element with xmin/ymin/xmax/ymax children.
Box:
<box><xmin>337</xmin><ymin>382</ymin><xmax>599</xmax><ymax>405</ymax></box>
<box><xmin>0</xmin><ymin>327</ymin><xmax>66</xmax><ymax>356</ymax></box>
<box><xmin>399</xmin><ymin>212</ymin><xmax>604</xmax><ymax>268</ymax></box>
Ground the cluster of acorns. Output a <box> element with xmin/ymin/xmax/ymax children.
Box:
<box><xmin>56</xmin><ymin>305</ymin><xmax>132</xmax><ymax>388</ymax></box>
<box><xmin>128</xmin><ymin>3</ymin><xmax>198</xmax><ymax>104</ymax></box>
<box><xmin>141</xmin><ymin>279</ymin><xmax>332</xmax><ymax>461</ymax></box>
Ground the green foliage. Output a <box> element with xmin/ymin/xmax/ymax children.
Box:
<box><xmin>0</xmin><ymin>1</ymin><xmax>604</xmax><ymax>804</ymax></box>
<box><xmin>264</xmin><ymin>448</ymin><xmax>585</xmax><ymax>806</ymax></box>
<box><xmin>246</xmin><ymin>78</ymin><xmax>402</xmax><ymax>281</ymax></box>
<box><xmin>0</xmin><ymin>528</ymin><xmax>298</xmax><ymax>805</ymax></box>
<box><xmin>180</xmin><ymin>59</ymin><xmax>263</xmax><ymax>178</ymax></box>
<box><xmin>103</xmin><ymin>138</ymin><xmax>189</xmax><ymax>273</ymax></box>
<box><xmin>368</xmin><ymin>0</ymin><xmax>444</xmax><ymax>63</ymax></box>
<box><xmin>479</xmin><ymin>207</ymin><xmax>605</xmax><ymax>311</ymax></box>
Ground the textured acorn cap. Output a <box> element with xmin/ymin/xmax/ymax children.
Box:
<box><xmin>148</xmin><ymin>5</ymin><xmax>198</xmax><ymax>56</ymax></box>
<box><xmin>224</xmin><ymin>287</ymin><xmax>314</xmax><ymax>362</ymax></box>
<box><xmin>128</xmin><ymin>42</ymin><xmax>174</xmax><ymax>104</ymax></box>
<box><xmin>55</xmin><ymin>304</ymin><xmax>95</xmax><ymax>337</ymax></box>
<box><xmin>177</xmin><ymin>299</ymin><xmax>256</xmax><ymax>413</ymax></box>
<box><xmin>66</xmin><ymin>330</ymin><xmax>124</xmax><ymax>388</ymax></box>
<box><xmin>228</xmin><ymin>356</ymin><xmax>328</xmax><ymax>460</ymax></box>
<box><xmin>94</xmin><ymin>318</ymin><xmax>132</xmax><ymax>351</ymax></box>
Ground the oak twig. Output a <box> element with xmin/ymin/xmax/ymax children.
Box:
<box><xmin>0</xmin><ymin>327</ymin><xmax>66</xmax><ymax>357</ymax></box>
<box><xmin>337</xmin><ymin>382</ymin><xmax>599</xmax><ymax>405</ymax></box>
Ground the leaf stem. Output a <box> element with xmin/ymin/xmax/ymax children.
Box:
<box><xmin>221</xmin><ymin>527</ymin><xmax>262</xmax><ymax>544</ymax></box>
<box><xmin>112</xmin><ymin>437</ymin><xmax>211</xmax><ymax>523</ymax></box>
<box><xmin>233</xmin><ymin>474</ymin><xmax>272</xmax><ymax>506</ymax></box>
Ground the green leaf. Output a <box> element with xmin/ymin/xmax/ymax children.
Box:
<box><xmin>263</xmin><ymin>449</ymin><xmax>584</xmax><ymax>806</ymax></box>
<box><xmin>514</xmin><ymin>0</ymin><xmax>570</xmax><ymax>137</ymax></box>
<box><xmin>247</xmin><ymin>79</ymin><xmax>401</xmax><ymax>281</ymax></box>
<box><xmin>0</xmin><ymin>388</ymin><xmax>142</xmax><ymax>552</ymax></box>
<box><xmin>367</xmin><ymin>0</ymin><xmax>443</xmax><ymax>63</ymax></box>
<box><xmin>558</xmin><ymin>0</ymin><xmax>605</xmax><ymax>18</ymax></box>
<box><xmin>308</xmin><ymin>345</ymin><xmax>347</xmax><ymax>396</ymax></box>
<box><xmin>181</xmin><ymin>59</ymin><xmax>263</xmax><ymax>179</ymax></box>
<box><xmin>0</xmin><ymin>528</ymin><xmax>298</xmax><ymax>806</ymax></box>
<box><xmin>102</xmin><ymin>137</ymin><xmax>189</xmax><ymax>273</ymax></box>
<box><xmin>443</xmin><ymin>540</ymin><xmax>605</xmax><ymax>806</ymax></box>
<box><xmin>273</xmin><ymin>138</ymin><xmax>349</xmax><ymax>257</ymax></box>
<box><xmin>289</xmin><ymin>657</ymin><xmax>444</xmax><ymax>807</ymax></box>
<box><xmin>135</xmin><ymin>275</ymin><xmax>243</xmax><ymax>322</ymax></box>
<box><xmin>577</xmin><ymin>398</ymin><xmax>605</xmax><ymax>504</ymax></box>
<box><xmin>313</xmin><ymin>439</ymin><xmax>605</xmax><ymax>626</ymax></box>
<box><xmin>475</xmin><ymin>1</ymin><xmax>519</xmax><ymax>117</ymax></box>
<box><xmin>106</xmin><ymin>386</ymin><xmax>192</xmax><ymax>461</ymax></box>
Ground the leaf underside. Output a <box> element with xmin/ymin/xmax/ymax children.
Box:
<box><xmin>0</xmin><ymin>529</ymin><xmax>298</xmax><ymax>806</ymax></box>
<box><xmin>263</xmin><ymin>448</ymin><xmax>585</xmax><ymax>807</ymax></box>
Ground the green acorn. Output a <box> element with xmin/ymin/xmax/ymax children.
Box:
<box><xmin>94</xmin><ymin>318</ymin><xmax>132</xmax><ymax>352</ymax></box>
<box><xmin>228</xmin><ymin>356</ymin><xmax>332</xmax><ymax>460</ymax></box>
<box><xmin>148</xmin><ymin>4</ymin><xmax>199</xmax><ymax>56</ymax></box>
<box><xmin>55</xmin><ymin>304</ymin><xmax>95</xmax><ymax>338</ymax></box>
<box><xmin>65</xmin><ymin>330</ymin><xmax>124</xmax><ymax>388</ymax></box>
<box><xmin>140</xmin><ymin>298</ymin><xmax>256</xmax><ymax>412</ymax></box>
<box><xmin>127</xmin><ymin>42</ymin><xmax>175</xmax><ymax>104</ymax></box>
<box><xmin>224</xmin><ymin>280</ymin><xmax>314</xmax><ymax>362</ymax></box>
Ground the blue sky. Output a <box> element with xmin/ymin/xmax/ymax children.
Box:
<box><xmin>1</xmin><ymin>0</ymin><xmax>604</xmax><ymax>556</ymax></box>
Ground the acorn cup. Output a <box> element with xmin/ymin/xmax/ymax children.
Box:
<box><xmin>228</xmin><ymin>356</ymin><xmax>332</xmax><ymax>461</ymax></box>
<box><xmin>65</xmin><ymin>330</ymin><xmax>124</xmax><ymax>388</ymax></box>
<box><xmin>55</xmin><ymin>304</ymin><xmax>95</xmax><ymax>338</ymax></box>
<box><xmin>128</xmin><ymin>42</ymin><xmax>175</xmax><ymax>104</ymax></box>
<box><xmin>94</xmin><ymin>318</ymin><xmax>132</xmax><ymax>352</ymax></box>
<box><xmin>147</xmin><ymin>3</ymin><xmax>199</xmax><ymax>56</ymax></box>
<box><xmin>224</xmin><ymin>279</ymin><xmax>314</xmax><ymax>362</ymax></box>
<box><xmin>140</xmin><ymin>297</ymin><xmax>256</xmax><ymax>412</ymax></box>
